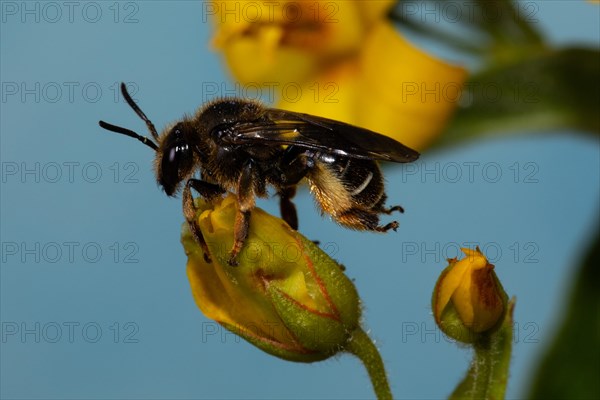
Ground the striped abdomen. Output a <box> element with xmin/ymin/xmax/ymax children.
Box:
<box><xmin>306</xmin><ymin>155</ymin><xmax>391</xmax><ymax>230</ymax></box>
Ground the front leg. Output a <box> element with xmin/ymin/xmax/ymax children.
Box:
<box><xmin>183</xmin><ymin>179</ymin><xmax>226</xmax><ymax>263</ymax></box>
<box><xmin>228</xmin><ymin>161</ymin><xmax>256</xmax><ymax>266</ymax></box>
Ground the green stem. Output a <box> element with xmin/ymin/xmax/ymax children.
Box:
<box><xmin>346</xmin><ymin>328</ymin><xmax>392</xmax><ymax>400</ymax></box>
<box><xmin>450</xmin><ymin>299</ymin><xmax>515</xmax><ymax>400</ymax></box>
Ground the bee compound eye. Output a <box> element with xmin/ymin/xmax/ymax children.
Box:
<box><xmin>168</xmin><ymin>147</ymin><xmax>177</xmax><ymax>162</ymax></box>
<box><xmin>160</xmin><ymin>145</ymin><xmax>184</xmax><ymax>194</ymax></box>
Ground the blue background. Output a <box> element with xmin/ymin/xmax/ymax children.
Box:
<box><xmin>1</xmin><ymin>1</ymin><xmax>598</xmax><ymax>399</ymax></box>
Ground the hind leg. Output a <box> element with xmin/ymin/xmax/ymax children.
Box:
<box><xmin>372</xmin><ymin>193</ymin><xmax>405</xmax><ymax>215</ymax></box>
<box><xmin>335</xmin><ymin>207</ymin><xmax>399</xmax><ymax>232</ymax></box>
<box><xmin>379</xmin><ymin>204</ymin><xmax>404</xmax><ymax>214</ymax></box>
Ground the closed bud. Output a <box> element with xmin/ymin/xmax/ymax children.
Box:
<box><xmin>432</xmin><ymin>247</ymin><xmax>508</xmax><ymax>343</ymax></box>
<box><xmin>181</xmin><ymin>195</ymin><xmax>361</xmax><ymax>362</ymax></box>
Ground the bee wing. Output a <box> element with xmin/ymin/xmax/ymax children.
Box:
<box><xmin>223</xmin><ymin>109</ymin><xmax>420</xmax><ymax>163</ymax></box>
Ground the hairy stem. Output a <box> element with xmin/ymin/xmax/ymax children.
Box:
<box><xmin>450</xmin><ymin>299</ymin><xmax>515</xmax><ymax>400</ymax></box>
<box><xmin>346</xmin><ymin>328</ymin><xmax>392</xmax><ymax>400</ymax></box>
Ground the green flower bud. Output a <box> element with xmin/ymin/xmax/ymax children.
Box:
<box><xmin>181</xmin><ymin>194</ymin><xmax>361</xmax><ymax>362</ymax></box>
<box><xmin>432</xmin><ymin>247</ymin><xmax>508</xmax><ymax>343</ymax></box>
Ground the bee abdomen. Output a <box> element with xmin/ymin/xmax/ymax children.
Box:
<box><xmin>307</xmin><ymin>157</ymin><xmax>386</xmax><ymax>218</ymax></box>
<box><xmin>337</xmin><ymin>158</ymin><xmax>385</xmax><ymax>208</ymax></box>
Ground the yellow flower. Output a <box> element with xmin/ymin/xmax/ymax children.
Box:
<box><xmin>209</xmin><ymin>0</ymin><xmax>467</xmax><ymax>151</ymax></box>
<box><xmin>181</xmin><ymin>194</ymin><xmax>362</xmax><ymax>361</ymax></box>
<box><xmin>432</xmin><ymin>247</ymin><xmax>508</xmax><ymax>343</ymax></box>
<box><xmin>211</xmin><ymin>0</ymin><xmax>395</xmax><ymax>84</ymax></box>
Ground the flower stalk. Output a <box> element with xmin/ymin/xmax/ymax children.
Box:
<box><xmin>449</xmin><ymin>299</ymin><xmax>515</xmax><ymax>400</ymax></box>
<box><xmin>346</xmin><ymin>328</ymin><xmax>392</xmax><ymax>400</ymax></box>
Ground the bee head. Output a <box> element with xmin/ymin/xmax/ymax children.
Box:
<box><xmin>98</xmin><ymin>82</ymin><xmax>196</xmax><ymax>197</ymax></box>
<box><xmin>155</xmin><ymin>122</ymin><xmax>196</xmax><ymax>196</ymax></box>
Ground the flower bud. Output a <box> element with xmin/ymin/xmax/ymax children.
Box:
<box><xmin>181</xmin><ymin>195</ymin><xmax>361</xmax><ymax>362</ymax></box>
<box><xmin>432</xmin><ymin>247</ymin><xmax>508</xmax><ymax>343</ymax></box>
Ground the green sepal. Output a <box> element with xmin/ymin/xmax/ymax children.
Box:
<box><xmin>218</xmin><ymin>321</ymin><xmax>328</xmax><ymax>363</ymax></box>
<box><xmin>298</xmin><ymin>235</ymin><xmax>362</xmax><ymax>328</ymax></box>
<box><xmin>268</xmin><ymin>285</ymin><xmax>352</xmax><ymax>356</ymax></box>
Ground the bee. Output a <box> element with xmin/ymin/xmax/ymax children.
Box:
<box><xmin>99</xmin><ymin>83</ymin><xmax>419</xmax><ymax>265</ymax></box>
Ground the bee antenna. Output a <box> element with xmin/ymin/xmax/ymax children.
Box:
<box><xmin>98</xmin><ymin>120</ymin><xmax>159</xmax><ymax>151</ymax></box>
<box><xmin>119</xmin><ymin>82</ymin><xmax>160</xmax><ymax>142</ymax></box>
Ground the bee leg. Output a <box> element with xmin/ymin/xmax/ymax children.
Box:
<box><xmin>228</xmin><ymin>162</ymin><xmax>256</xmax><ymax>266</ymax></box>
<box><xmin>275</xmin><ymin>146</ymin><xmax>310</xmax><ymax>230</ymax></box>
<box><xmin>279</xmin><ymin>186</ymin><xmax>299</xmax><ymax>230</ymax></box>
<box><xmin>188</xmin><ymin>178</ymin><xmax>226</xmax><ymax>202</ymax></box>
<box><xmin>373</xmin><ymin>194</ymin><xmax>404</xmax><ymax>214</ymax></box>
<box><xmin>183</xmin><ymin>181</ymin><xmax>212</xmax><ymax>263</ymax></box>
<box><xmin>337</xmin><ymin>207</ymin><xmax>399</xmax><ymax>233</ymax></box>
<box><xmin>229</xmin><ymin>210</ymin><xmax>251</xmax><ymax>266</ymax></box>
<box><xmin>378</xmin><ymin>204</ymin><xmax>404</xmax><ymax>214</ymax></box>
<box><xmin>373</xmin><ymin>198</ymin><xmax>401</xmax><ymax>231</ymax></box>
<box><xmin>375</xmin><ymin>221</ymin><xmax>400</xmax><ymax>232</ymax></box>
<box><xmin>183</xmin><ymin>179</ymin><xmax>226</xmax><ymax>263</ymax></box>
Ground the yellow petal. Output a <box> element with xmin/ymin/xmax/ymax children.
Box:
<box><xmin>460</xmin><ymin>247</ymin><xmax>488</xmax><ymax>270</ymax></box>
<box><xmin>357</xmin><ymin>22</ymin><xmax>468</xmax><ymax>151</ymax></box>
<box><xmin>449</xmin><ymin>248</ymin><xmax>488</xmax><ymax>327</ymax></box>
<box><xmin>356</xmin><ymin>1</ymin><xmax>397</xmax><ymax>26</ymax></box>
<box><xmin>210</xmin><ymin>0</ymin><xmax>382</xmax><ymax>84</ymax></box>
<box><xmin>220</xmin><ymin>34</ymin><xmax>318</xmax><ymax>84</ymax></box>
<box><xmin>275</xmin><ymin>59</ymin><xmax>361</xmax><ymax>123</ymax></box>
<box><xmin>451</xmin><ymin>265</ymin><xmax>475</xmax><ymax>327</ymax></box>
<box><xmin>277</xmin><ymin>22</ymin><xmax>467</xmax><ymax>152</ymax></box>
<box><xmin>434</xmin><ymin>258</ymin><xmax>470</xmax><ymax>325</ymax></box>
